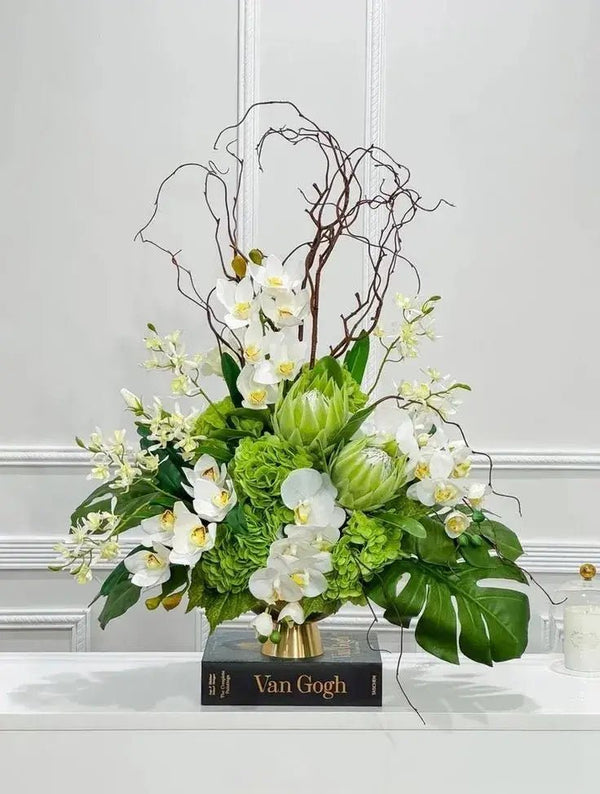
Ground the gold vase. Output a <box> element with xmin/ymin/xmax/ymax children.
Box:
<box><xmin>261</xmin><ymin>620</ymin><xmax>323</xmax><ymax>659</ymax></box>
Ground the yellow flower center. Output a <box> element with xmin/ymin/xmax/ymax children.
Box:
<box><xmin>277</xmin><ymin>361</ymin><xmax>294</xmax><ymax>376</ymax></box>
<box><xmin>212</xmin><ymin>489</ymin><xmax>230</xmax><ymax>508</ymax></box>
<box><xmin>190</xmin><ymin>525</ymin><xmax>208</xmax><ymax>547</ymax></box>
<box><xmin>202</xmin><ymin>467</ymin><xmax>216</xmax><ymax>481</ymax></box>
<box><xmin>446</xmin><ymin>516</ymin><xmax>468</xmax><ymax>537</ymax></box>
<box><xmin>145</xmin><ymin>553</ymin><xmax>165</xmax><ymax>570</ymax></box>
<box><xmin>434</xmin><ymin>483</ymin><xmax>459</xmax><ymax>504</ymax></box>
<box><xmin>267</xmin><ymin>276</ymin><xmax>283</xmax><ymax>287</ymax></box>
<box><xmin>452</xmin><ymin>461</ymin><xmax>471</xmax><ymax>478</ymax></box>
<box><xmin>294</xmin><ymin>503</ymin><xmax>311</xmax><ymax>525</ymax></box>
<box><xmin>245</xmin><ymin>344</ymin><xmax>260</xmax><ymax>362</ymax></box>
<box><xmin>233</xmin><ymin>301</ymin><xmax>251</xmax><ymax>319</ymax></box>
<box><xmin>159</xmin><ymin>510</ymin><xmax>175</xmax><ymax>530</ymax></box>
<box><xmin>414</xmin><ymin>462</ymin><xmax>430</xmax><ymax>480</ymax></box>
<box><xmin>291</xmin><ymin>572</ymin><xmax>307</xmax><ymax>587</ymax></box>
<box><xmin>249</xmin><ymin>388</ymin><xmax>267</xmax><ymax>405</ymax></box>
<box><xmin>277</xmin><ymin>307</ymin><xmax>293</xmax><ymax>320</ymax></box>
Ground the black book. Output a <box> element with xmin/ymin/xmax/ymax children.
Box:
<box><xmin>201</xmin><ymin>627</ymin><xmax>382</xmax><ymax>706</ymax></box>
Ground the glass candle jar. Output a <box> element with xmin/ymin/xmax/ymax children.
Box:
<box><xmin>558</xmin><ymin>564</ymin><xmax>600</xmax><ymax>673</ymax></box>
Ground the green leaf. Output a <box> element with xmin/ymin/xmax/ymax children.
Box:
<box><xmin>221</xmin><ymin>352</ymin><xmax>243</xmax><ymax>407</ymax></box>
<box><xmin>415</xmin><ymin>517</ymin><xmax>459</xmax><ymax>565</ymax></box>
<box><xmin>313</xmin><ymin>356</ymin><xmax>344</xmax><ymax>387</ymax></box>
<box><xmin>186</xmin><ymin>563</ymin><xmax>206</xmax><ymax>612</ymax></box>
<box><xmin>98</xmin><ymin>579</ymin><xmax>141</xmax><ymax>629</ymax></box>
<box><xmin>70</xmin><ymin>479</ymin><xmax>116</xmax><ymax>526</ymax></box>
<box><xmin>331</xmin><ymin>404</ymin><xmax>376</xmax><ymax>446</ymax></box>
<box><xmin>203</xmin><ymin>589</ymin><xmax>259</xmax><ymax>632</ymax></box>
<box><xmin>89</xmin><ymin>545</ymin><xmax>146</xmax><ymax>606</ymax></box>
<box><xmin>343</xmin><ymin>333</ymin><xmax>370</xmax><ymax>385</ymax></box>
<box><xmin>223</xmin><ymin>503</ymin><xmax>248</xmax><ymax>534</ymax></box>
<box><xmin>478</xmin><ymin>520</ymin><xmax>524</xmax><ymax>561</ymax></box>
<box><xmin>460</xmin><ymin>539</ymin><xmax>497</xmax><ymax>568</ymax></box>
<box><xmin>302</xmin><ymin>595</ymin><xmax>342</xmax><ymax>620</ymax></box>
<box><xmin>194</xmin><ymin>439</ymin><xmax>232</xmax><ymax>464</ymax></box>
<box><xmin>368</xmin><ymin>556</ymin><xmax>529</xmax><ymax>665</ymax></box>
<box><xmin>137</xmin><ymin>425</ymin><xmax>187</xmax><ymax>498</ymax></box>
<box><xmin>377</xmin><ymin>512</ymin><xmax>427</xmax><ymax>538</ymax></box>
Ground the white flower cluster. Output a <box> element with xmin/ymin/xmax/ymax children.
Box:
<box><xmin>248</xmin><ymin>468</ymin><xmax>345</xmax><ymax>638</ymax></box>
<box><xmin>53</xmin><ymin>511</ymin><xmax>121</xmax><ymax>583</ymax></box>
<box><xmin>123</xmin><ymin>453</ymin><xmax>237</xmax><ymax>587</ymax></box>
<box><xmin>374</xmin><ymin>294</ymin><xmax>438</xmax><ymax>361</ymax></box>
<box><xmin>216</xmin><ymin>255</ymin><xmax>310</xmax><ymax>410</ymax></box>
<box><xmin>364</xmin><ymin>401</ymin><xmax>490</xmax><ymax>539</ymax></box>
<box><xmin>143</xmin><ymin>327</ymin><xmax>222</xmax><ymax>397</ymax></box>
<box><xmin>80</xmin><ymin>429</ymin><xmax>159</xmax><ymax>490</ymax></box>
<box><xmin>397</xmin><ymin>370</ymin><xmax>467</xmax><ymax>422</ymax></box>
<box><xmin>143</xmin><ymin>397</ymin><xmax>201</xmax><ymax>462</ymax></box>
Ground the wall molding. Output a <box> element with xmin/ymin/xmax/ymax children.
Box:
<box><xmin>1</xmin><ymin>535</ymin><xmax>597</xmax><ymax>574</ymax></box>
<box><xmin>0</xmin><ymin>608</ymin><xmax>91</xmax><ymax>651</ymax></box>
<box><xmin>2</xmin><ymin>445</ymin><xmax>599</xmax><ymax>471</ymax></box>
<box><xmin>236</xmin><ymin>0</ymin><xmax>260</xmax><ymax>253</ymax></box>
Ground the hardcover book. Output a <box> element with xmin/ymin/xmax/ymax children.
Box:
<box><xmin>201</xmin><ymin>627</ymin><xmax>382</xmax><ymax>706</ymax></box>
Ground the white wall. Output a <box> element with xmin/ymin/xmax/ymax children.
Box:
<box><xmin>0</xmin><ymin>0</ymin><xmax>598</xmax><ymax>653</ymax></box>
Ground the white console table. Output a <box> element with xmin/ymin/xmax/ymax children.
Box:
<box><xmin>0</xmin><ymin>653</ymin><xmax>598</xmax><ymax>793</ymax></box>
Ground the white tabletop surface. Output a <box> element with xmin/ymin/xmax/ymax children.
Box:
<box><xmin>0</xmin><ymin>652</ymin><xmax>598</xmax><ymax>731</ymax></box>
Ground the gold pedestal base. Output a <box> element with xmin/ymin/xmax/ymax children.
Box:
<box><xmin>261</xmin><ymin>621</ymin><xmax>323</xmax><ymax>659</ymax></box>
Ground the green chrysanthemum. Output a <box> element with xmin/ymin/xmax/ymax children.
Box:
<box><xmin>325</xmin><ymin>512</ymin><xmax>403</xmax><ymax>601</ymax></box>
<box><xmin>201</xmin><ymin>503</ymin><xmax>293</xmax><ymax>593</ymax></box>
<box><xmin>230</xmin><ymin>435</ymin><xmax>313</xmax><ymax>509</ymax></box>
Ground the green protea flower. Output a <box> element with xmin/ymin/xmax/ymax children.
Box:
<box><xmin>329</xmin><ymin>437</ymin><xmax>407</xmax><ymax>510</ymax></box>
<box><xmin>272</xmin><ymin>366</ymin><xmax>353</xmax><ymax>454</ymax></box>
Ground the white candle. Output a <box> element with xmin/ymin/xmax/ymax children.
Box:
<box><xmin>563</xmin><ymin>604</ymin><xmax>600</xmax><ymax>672</ymax></box>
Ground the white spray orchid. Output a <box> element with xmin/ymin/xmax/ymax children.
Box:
<box><xmin>242</xmin><ymin>321</ymin><xmax>268</xmax><ymax>364</ymax></box>
<box><xmin>406</xmin><ymin>449</ymin><xmax>465</xmax><ymax>507</ymax></box>
<box><xmin>141</xmin><ymin>506</ymin><xmax>177</xmax><ymax>547</ymax></box>
<box><xmin>184</xmin><ymin>454</ymin><xmax>227</xmax><ymax>491</ymax></box>
<box><xmin>248</xmin><ymin>254</ymin><xmax>303</xmax><ymax>293</ymax></box>
<box><xmin>280</xmin><ymin>468</ymin><xmax>346</xmax><ymax>529</ymax></box>
<box><xmin>279</xmin><ymin>602</ymin><xmax>305</xmax><ymax>625</ymax></box>
<box><xmin>192</xmin><ymin>477</ymin><xmax>237</xmax><ymax>522</ymax></box>
<box><xmin>216</xmin><ymin>277</ymin><xmax>255</xmax><ymax>329</ymax></box>
<box><xmin>168</xmin><ymin>503</ymin><xmax>217</xmax><ymax>566</ymax></box>
<box><xmin>124</xmin><ymin>543</ymin><xmax>171</xmax><ymax>588</ymax></box>
<box><xmin>260</xmin><ymin>289</ymin><xmax>309</xmax><ymax>328</ymax></box>
<box><xmin>252</xmin><ymin>611</ymin><xmax>275</xmax><ymax>638</ymax></box>
<box><xmin>237</xmin><ymin>364</ymin><xmax>279</xmax><ymax>409</ymax></box>
<box><xmin>254</xmin><ymin>329</ymin><xmax>308</xmax><ymax>384</ymax></box>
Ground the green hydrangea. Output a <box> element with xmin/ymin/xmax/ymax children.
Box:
<box><xmin>201</xmin><ymin>503</ymin><xmax>293</xmax><ymax>593</ymax></box>
<box><xmin>230</xmin><ymin>435</ymin><xmax>312</xmax><ymax>508</ymax></box>
<box><xmin>193</xmin><ymin>397</ymin><xmax>263</xmax><ymax>438</ymax></box>
<box><xmin>325</xmin><ymin>512</ymin><xmax>402</xmax><ymax>601</ymax></box>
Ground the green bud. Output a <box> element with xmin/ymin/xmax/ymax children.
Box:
<box><xmin>330</xmin><ymin>437</ymin><xmax>407</xmax><ymax>511</ymax></box>
<box><xmin>258</xmin><ymin>634</ymin><xmax>269</xmax><ymax>644</ymax></box>
<box><xmin>249</xmin><ymin>248</ymin><xmax>264</xmax><ymax>265</ymax></box>
<box><xmin>145</xmin><ymin>595</ymin><xmax>162</xmax><ymax>611</ymax></box>
<box><xmin>468</xmin><ymin>533</ymin><xmax>483</xmax><ymax>546</ymax></box>
<box><xmin>471</xmin><ymin>509</ymin><xmax>485</xmax><ymax>523</ymax></box>
<box><xmin>269</xmin><ymin>629</ymin><xmax>282</xmax><ymax>644</ymax></box>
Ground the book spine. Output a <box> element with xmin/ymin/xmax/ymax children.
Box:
<box><xmin>201</xmin><ymin>660</ymin><xmax>382</xmax><ymax>706</ymax></box>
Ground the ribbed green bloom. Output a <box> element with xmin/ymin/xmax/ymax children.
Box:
<box><xmin>273</xmin><ymin>367</ymin><xmax>355</xmax><ymax>455</ymax></box>
<box><xmin>230</xmin><ymin>435</ymin><xmax>312</xmax><ymax>509</ymax></box>
<box><xmin>325</xmin><ymin>512</ymin><xmax>402</xmax><ymax>601</ymax></box>
<box><xmin>201</xmin><ymin>503</ymin><xmax>293</xmax><ymax>593</ymax></box>
<box><xmin>330</xmin><ymin>437</ymin><xmax>407</xmax><ymax>510</ymax></box>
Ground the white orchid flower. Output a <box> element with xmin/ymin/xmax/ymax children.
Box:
<box><xmin>199</xmin><ymin>347</ymin><xmax>223</xmax><ymax>377</ymax></box>
<box><xmin>466</xmin><ymin>482</ymin><xmax>490</xmax><ymax>508</ymax></box>
<box><xmin>260</xmin><ymin>289</ymin><xmax>309</xmax><ymax>328</ymax></box>
<box><xmin>141</xmin><ymin>506</ymin><xmax>178</xmax><ymax>547</ymax></box>
<box><xmin>279</xmin><ymin>602</ymin><xmax>305</xmax><ymax>625</ymax></box>
<box><xmin>243</xmin><ymin>321</ymin><xmax>268</xmax><ymax>364</ymax></box>
<box><xmin>249</xmin><ymin>555</ymin><xmax>328</xmax><ymax>604</ymax></box>
<box><xmin>191</xmin><ymin>476</ymin><xmax>237</xmax><ymax>522</ymax></box>
<box><xmin>444</xmin><ymin>510</ymin><xmax>472</xmax><ymax>538</ymax></box>
<box><xmin>248</xmin><ymin>255</ymin><xmax>303</xmax><ymax>293</ymax></box>
<box><xmin>236</xmin><ymin>364</ymin><xmax>279</xmax><ymax>410</ymax></box>
<box><xmin>216</xmin><ymin>277</ymin><xmax>255</xmax><ymax>329</ymax></box>
<box><xmin>124</xmin><ymin>543</ymin><xmax>171</xmax><ymax>588</ymax></box>
<box><xmin>184</xmin><ymin>454</ymin><xmax>227</xmax><ymax>492</ymax></box>
<box><xmin>252</xmin><ymin>611</ymin><xmax>275</xmax><ymax>638</ymax></box>
<box><xmin>268</xmin><ymin>533</ymin><xmax>333</xmax><ymax>574</ymax></box>
<box><xmin>284</xmin><ymin>525</ymin><xmax>340</xmax><ymax>552</ymax></box>
<box><xmin>253</xmin><ymin>330</ymin><xmax>308</xmax><ymax>384</ymax></box>
<box><xmin>406</xmin><ymin>449</ymin><xmax>465</xmax><ymax>507</ymax></box>
<box><xmin>281</xmin><ymin>468</ymin><xmax>346</xmax><ymax>529</ymax></box>
<box><xmin>448</xmin><ymin>441</ymin><xmax>472</xmax><ymax>478</ymax></box>
<box><xmin>168</xmin><ymin>503</ymin><xmax>217</xmax><ymax>566</ymax></box>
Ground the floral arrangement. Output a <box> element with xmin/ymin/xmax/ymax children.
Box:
<box><xmin>54</xmin><ymin>102</ymin><xmax>529</xmax><ymax>666</ymax></box>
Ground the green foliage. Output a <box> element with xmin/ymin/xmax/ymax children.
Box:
<box><xmin>413</xmin><ymin>517</ymin><xmax>460</xmax><ymax>565</ymax></box>
<box><xmin>137</xmin><ymin>424</ymin><xmax>187</xmax><ymax>498</ymax></box>
<box><xmin>98</xmin><ymin>579</ymin><xmax>141</xmax><ymax>629</ymax></box>
<box><xmin>331</xmin><ymin>404</ymin><xmax>376</xmax><ymax>446</ymax></box>
<box><xmin>221</xmin><ymin>352</ymin><xmax>243</xmax><ymax>407</ymax></box>
<box><xmin>368</xmin><ymin>556</ymin><xmax>530</xmax><ymax>665</ymax></box>
<box><xmin>302</xmin><ymin>594</ymin><xmax>342</xmax><ymax>620</ymax></box>
<box><xmin>186</xmin><ymin>563</ymin><xmax>205</xmax><ymax>612</ymax></box>
<box><xmin>478</xmin><ymin>519</ymin><xmax>524</xmax><ymax>561</ymax></box>
<box><xmin>203</xmin><ymin>588</ymin><xmax>259</xmax><ymax>633</ymax></box>
<box><xmin>230</xmin><ymin>435</ymin><xmax>312</xmax><ymax>509</ymax></box>
<box><xmin>376</xmin><ymin>512</ymin><xmax>427</xmax><ymax>539</ymax></box>
<box><xmin>70</xmin><ymin>479</ymin><xmax>117</xmax><ymax>527</ymax></box>
<box><xmin>343</xmin><ymin>333</ymin><xmax>370</xmax><ymax>385</ymax></box>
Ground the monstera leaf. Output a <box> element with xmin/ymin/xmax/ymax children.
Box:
<box><xmin>368</xmin><ymin>556</ymin><xmax>529</xmax><ymax>666</ymax></box>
